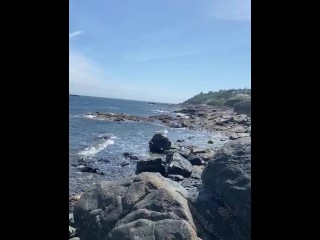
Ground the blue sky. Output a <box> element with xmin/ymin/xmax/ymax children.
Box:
<box><xmin>69</xmin><ymin>0</ymin><xmax>251</xmax><ymax>103</ymax></box>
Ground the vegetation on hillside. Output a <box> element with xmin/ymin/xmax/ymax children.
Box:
<box><xmin>183</xmin><ymin>89</ymin><xmax>251</xmax><ymax>107</ymax></box>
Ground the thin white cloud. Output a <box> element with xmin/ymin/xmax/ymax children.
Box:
<box><xmin>210</xmin><ymin>0</ymin><xmax>251</xmax><ymax>21</ymax></box>
<box><xmin>69</xmin><ymin>50</ymin><xmax>182</xmax><ymax>102</ymax></box>
<box><xmin>69</xmin><ymin>30</ymin><xmax>84</xmax><ymax>38</ymax></box>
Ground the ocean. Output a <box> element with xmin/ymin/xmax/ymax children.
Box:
<box><xmin>69</xmin><ymin>95</ymin><xmax>227</xmax><ymax>196</ymax></box>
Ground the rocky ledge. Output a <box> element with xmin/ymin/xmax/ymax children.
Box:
<box><xmin>70</xmin><ymin>134</ymin><xmax>251</xmax><ymax>240</ymax></box>
<box><xmin>89</xmin><ymin>104</ymin><xmax>251</xmax><ymax>139</ymax></box>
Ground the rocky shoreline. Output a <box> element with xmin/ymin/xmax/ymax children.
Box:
<box><xmin>69</xmin><ymin>104</ymin><xmax>251</xmax><ymax>240</ymax></box>
<box><xmin>90</xmin><ymin>104</ymin><xmax>251</xmax><ymax>136</ymax></box>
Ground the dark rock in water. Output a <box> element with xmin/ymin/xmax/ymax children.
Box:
<box><xmin>229</xmin><ymin>135</ymin><xmax>240</xmax><ymax>140</ymax></box>
<box><xmin>123</xmin><ymin>152</ymin><xmax>131</xmax><ymax>158</ymax></box>
<box><xmin>202</xmin><ymin>137</ymin><xmax>251</xmax><ymax>228</ymax></box>
<box><xmin>79</xmin><ymin>165</ymin><xmax>104</xmax><ymax>175</ymax></box>
<box><xmin>176</xmin><ymin>139</ymin><xmax>185</xmax><ymax>142</ymax></box>
<box><xmin>188</xmin><ymin>154</ymin><xmax>205</xmax><ymax>166</ymax></box>
<box><xmin>77</xmin><ymin>158</ymin><xmax>87</xmax><ymax>165</ymax></box>
<box><xmin>182</xmin><ymin>122</ymin><xmax>191</xmax><ymax>128</ymax></box>
<box><xmin>187</xmin><ymin>136</ymin><xmax>195</xmax><ymax>139</ymax></box>
<box><xmin>169</xmin><ymin>122</ymin><xmax>182</xmax><ymax>128</ymax></box>
<box><xmin>73</xmin><ymin>172</ymin><xmax>198</xmax><ymax>240</ymax></box>
<box><xmin>79</xmin><ymin>165</ymin><xmax>98</xmax><ymax>173</ymax></box>
<box><xmin>149</xmin><ymin>133</ymin><xmax>172</xmax><ymax>153</ymax></box>
<box><xmin>168</xmin><ymin>174</ymin><xmax>184</xmax><ymax>181</ymax></box>
<box><xmin>98</xmin><ymin>158</ymin><xmax>110</xmax><ymax>163</ymax></box>
<box><xmin>123</xmin><ymin>152</ymin><xmax>139</xmax><ymax>160</ymax></box>
<box><xmin>167</xmin><ymin>153</ymin><xmax>193</xmax><ymax>178</ymax></box>
<box><xmin>208</xmin><ymin>140</ymin><xmax>214</xmax><ymax>144</ymax></box>
<box><xmin>136</xmin><ymin>157</ymin><xmax>166</xmax><ymax>176</ymax></box>
<box><xmin>121</xmin><ymin>162</ymin><xmax>130</xmax><ymax>167</ymax></box>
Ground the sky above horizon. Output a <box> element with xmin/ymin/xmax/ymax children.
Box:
<box><xmin>69</xmin><ymin>0</ymin><xmax>251</xmax><ymax>104</ymax></box>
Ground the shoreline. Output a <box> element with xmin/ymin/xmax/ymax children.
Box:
<box><xmin>69</xmin><ymin>104</ymin><xmax>251</xmax><ymax>212</ymax></box>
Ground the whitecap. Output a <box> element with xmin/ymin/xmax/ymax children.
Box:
<box><xmin>77</xmin><ymin>138</ymin><xmax>115</xmax><ymax>157</ymax></box>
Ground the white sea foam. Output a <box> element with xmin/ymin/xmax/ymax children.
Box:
<box><xmin>175</xmin><ymin>113</ymin><xmax>189</xmax><ymax>119</ymax></box>
<box><xmin>154</xmin><ymin>129</ymin><xmax>168</xmax><ymax>136</ymax></box>
<box><xmin>78</xmin><ymin>138</ymin><xmax>115</xmax><ymax>157</ymax></box>
<box><xmin>84</xmin><ymin>114</ymin><xmax>96</xmax><ymax>119</ymax></box>
<box><xmin>154</xmin><ymin>109</ymin><xmax>170</xmax><ymax>113</ymax></box>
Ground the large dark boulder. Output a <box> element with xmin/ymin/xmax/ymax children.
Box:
<box><xmin>73</xmin><ymin>172</ymin><xmax>199</xmax><ymax>240</ymax></box>
<box><xmin>136</xmin><ymin>157</ymin><xmax>166</xmax><ymax>176</ymax></box>
<box><xmin>149</xmin><ymin>133</ymin><xmax>172</xmax><ymax>153</ymax></box>
<box><xmin>202</xmin><ymin>137</ymin><xmax>251</xmax><ymax>228</ymax></box>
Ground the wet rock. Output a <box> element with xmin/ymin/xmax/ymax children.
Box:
<box><xmin>149</xmin><ymin>133</ymin><xmax>172</xmax><ymax>153</ymax></box>
<box><xmin>123</xmin><ymin>152</ymin><xmax>139</xmax><ymax>160</ymax></box>
<box><xmin>176</xmin><ymin>139</ymin><xmax>185</xmax><ymax>142</ymax></box>
<box><xmin>167</xmin><ymin>153</ymin><xmax>193</xmax><ymax>178</ymax></box>
<box><xmin>121</xmin><ymin>162</ymin><xmax>130</xmax><ymax>167</ymax></box>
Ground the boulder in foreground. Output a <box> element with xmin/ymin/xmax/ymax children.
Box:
<box><xmin>149</xmin><ymin>133</ymin><xmax>172</xmax><ymax>153</ymax></box>
<box><xmin>202</xmin><ymin>137</ymin><xmax>251</xmax><ymax>227</ymax></box>
<box><xmin>74</xmin><ymin>172</ymin><xmax>199</xmax><ymax>240</ymax></box>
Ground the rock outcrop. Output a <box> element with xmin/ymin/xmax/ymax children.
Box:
<box><xmin>188</xmin><ymin>137</ymin><xmax>251</xmax><ymax>240</ymax></box>
<box><xmin>74</xmin><ymin>172</ymin><xmax>200</xmax><ymax>240</ymax></box>
<box><xmin>202</xmin><ymin>137</ymin><xmax>251</xmax><ymax>227</ymax></box>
